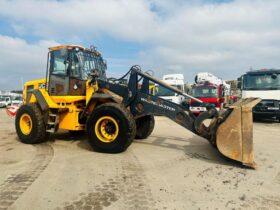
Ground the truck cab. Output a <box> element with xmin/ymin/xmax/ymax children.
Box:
<box><xmin>0</xmin><ymin>96</ymin><xmax>11</xmax><ymax>108</ymax></box>
<box><xmin>238</xmin><ymin>69</ymin><xmax>280</xmax><ymax>121</ymax></box>
<box><xmin>11</xmin><ymin>95</ymin><xmax>23</xmax><ymax>105</ymax></box>
<box><xmin>155</xmin><ymin>74</ymin><xmax>186</xmax><ymax>105</ymax></box>
<box><xmin>189</xmin><ymin>82</ymin><xmax>225</xmax><ymax>115</ymax></box>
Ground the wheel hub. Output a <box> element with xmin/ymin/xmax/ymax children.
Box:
<box><xmin>19</xmin><ymin>113</ymin><xmax>33</xmax><ymax>135</ymax></box>
<box><xmin>95</xmin><ymin>116</ymin><xmax>119</xmax><ymax>143</ymax></box>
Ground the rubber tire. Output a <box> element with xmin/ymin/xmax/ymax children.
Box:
<box><xmin>135</xmin><ymin>115</ymin><xmax>155</xmax><ymax>139</ymax></box>
<box><xmin>15</xmin><ymin>104</ymin><xmax>49</xmax><ymax>144</ymax></box>
<box><xmin>86</xmin><ymin>103</ymin><xmax>136</xmax><ymax>153</ymax></box>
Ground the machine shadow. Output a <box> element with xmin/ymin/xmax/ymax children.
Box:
<box><xmin>48</xmin><ymin>131</ymin><xmax>93</xmax><ymax>151</ymax></box>
<box><xmin>47</xmin><ymin>132</ymin><xmax>250</xmax><ymax>168</ymax></box>
<box><xmin>134</xmin><ymin>135</ymin><xmax>248</xmax><ymax>169</ymax></box>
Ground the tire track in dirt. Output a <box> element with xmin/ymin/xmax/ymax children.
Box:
<box><xmin>239</xmin><ymin>195</ymin><xmax>280</xmax><ymax>210</ymax></box>
<box><xmin>0</xmin><ymin>143</ymin><xmax>54</xmax><ymax>210</ymax></box>
<box><xmin>55</xmin><ymin>176</ymin><xmax>122</xmax><ymax>210</ymax></box>
<box><xmin>119</xmin><ymin>151</ymin><xmax>155</xmax><ymax>210</ymax></box>
<box><xmin>55</xmin><ymin>150</ymin><xmax>155</xmax><ymax>210</ymax></box>
<box><xmin>275</xmin><ymin>172</ymin><xmax>280</xmax><ymax>184</ymax></box>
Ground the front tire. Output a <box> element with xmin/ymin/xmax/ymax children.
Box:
<box><xmin>86</xmin><ymin>103</ymin><xmax>136</xmax><ymax>153</ymax></box>
<box><xmin>15</xmin><ymin>104</ymin><xmax>48</xmax><ymax>144</ymax></box>
<box><xmin>135</xmin><ymin>115</ymin><xmax>155</xmax><ymax>139</ymax></box>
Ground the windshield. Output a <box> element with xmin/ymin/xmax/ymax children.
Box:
<box><xmin>173</xmin><ymin>85</ymin><xmax>184</xmax><ymax>91</ymax></box>
<box><xmin>50</xmin><ymin>49</ymin><xmax>107</xmax><ymax>81</ymax></box>
<box><xmin>76</xmin><ymin>51</ymin><xmax>107</xmax><ymax>80</ymax></box>
<box><xmin>155</xmin><ymin>86</ymin><xmax>175</xmax><ymax>97</ymax></box>
<box><xmin>12</xmin><ymin>96</ymin><xmax>23</xmax><ymax>101</ymax></box>
<box><xmin>0</xmin><ymin>98</ymin><xmax>5</xmax><ymax>102</ymax></box>
<box><xmin>243</xmin><ymin>73</ymin><xmax>280</xmax><ymax>90</ymax></box>
<box><xmin>155</xmin><ymin>85</ymin><xmax>183</xmax><ymax>97</ymax></box>
<box><xmin>192</xmin><ymin>86</ymin><xmax>217</xmax><ymax>98</ymax></box>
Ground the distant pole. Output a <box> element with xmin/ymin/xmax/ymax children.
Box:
<box><xmin>21</xmin><ymin>77</ymin><xmax>24</xmax><ymax>90</ymax></box>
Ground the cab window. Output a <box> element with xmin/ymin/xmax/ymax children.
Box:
<box><xmin>51</xmin><ymin>49</ymin><xmax>68</xmax><ymax>75</ymax></box>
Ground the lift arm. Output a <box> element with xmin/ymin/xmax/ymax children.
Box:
<box><xmin>97</xmin><ymin>66</ymin><xmax>260</xmax><ymax>168</ymax></box>
<box><xmin>97</xmin><ymin>66</ymin><xmax>217</xmax><ymax>138</ymax></box>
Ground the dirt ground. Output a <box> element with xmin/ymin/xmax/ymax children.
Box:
<box><xmin>0</xmin><ymin>109</ymin><xmax>279</xmax><ymax>210</ymax></box>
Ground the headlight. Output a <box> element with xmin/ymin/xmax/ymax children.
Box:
<box><xmin>267</xmin><ymin>107</ymin><xmax>279</xmax><ymax>110</ymax></box>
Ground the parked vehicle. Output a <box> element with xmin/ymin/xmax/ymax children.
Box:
<box><xmin>189</xmin><ymin>72</ymin><xmax>237</xmax><ymax>115</ymax></box>
<box><xmin>11</xmin><ymin>96</ymin><xmax>23</xmax><ymax>105</ymax></box>
<box><xmin>238</xmin><ymin>69</ymin><xmax>280</xmax><ymax>121</ymax></box>
<box><xmin>155</xmin><ymin>74</ymin><xmax>186</xmax><ymax>105</ymax></box>
<box><xmin>0</xmin><ymin>97</ymin><xmax>11</xmax><ymax>108</ymax></box>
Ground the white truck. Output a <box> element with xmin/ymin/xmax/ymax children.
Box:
<box><xmin>155</xmin><ymin>74</ymin><xmax>186</xmax><ymax>104</ymax></box>
<box><xmin>0</xmin><ymin>95</ymin><xmax>23</xmax><ymax>108</ymax></box>
<box><xmin>0</xmin><ymin>97</ymin><xmax>11</xmax><ymax>108</ymax></box>
<box><xmin>194</xmin><ymin>72</ymin><xmax>231</xmax><ymax>95</ymax></box>
<box><xmin>238</xmin><ymin>69</ymin><xmax>280</xmax><ymax>121</ymax></box>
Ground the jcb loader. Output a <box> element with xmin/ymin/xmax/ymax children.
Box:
<box><xmin>15</xmin><ymin>45</ymin><xmax>260</xmax><ymax>168</ymax></box>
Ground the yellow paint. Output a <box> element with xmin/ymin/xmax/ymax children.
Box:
<box><xmin>21</xmin><ymin>46</ymin><xmax>108</xmax><ymax>133</ymax></box>
<box><xmin>58</xmin><ymin>109</ymin><xmax>85</xmax><ymax>131</ymax></box>
<box><xmin>20</xmin><ymin>113</ymin><xmax>32</xmax><ymax>135</ymax></box>
<box><xmin>95</xmin><ymin>116</ymin><xmax>119</xmax><ymax>143</ymax></box>
<box><xmin>23</xmin><ymin>78</ymin><xmax>46</xmax><ymax>103</ymax></box>
<box><xmin>86</xmin><ymin>80</ymin><xmax>97</xmax><ymax>105</ymax></box>
<box><xmin>149</xmin><ymin>83</ymin><xmax>158</xmax><ymax>95</ymax></box>
<box><xmin>24</xmin><ymin>78</ymin><xmax>46</xmax><ymax>88</ymax></box>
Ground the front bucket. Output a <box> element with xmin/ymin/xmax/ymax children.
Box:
<box><xmin>215</xmin><ymin>98</ymin><xmax>261</xmax><ymax>168</ymax></box>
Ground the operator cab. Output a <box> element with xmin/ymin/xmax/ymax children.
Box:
<box><xmin>48</xmin><ymin>45</ymin><xmax>107</xmax><ymax>96</ymax></box>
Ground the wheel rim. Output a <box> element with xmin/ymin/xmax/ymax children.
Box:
<box><xmin>95</xmin><ymin>116</ymin><xmax>119</xmax><ymax>143</ymax></box>
<box><xmin>20</xmin><ymin>113</ymin><xmax>33</xmax><ymax>135</ymax></box>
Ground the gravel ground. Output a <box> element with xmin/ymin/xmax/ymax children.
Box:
<box><xmin>0</xmin><ymin>108</ymin><xmax>279</xmax><ymax>210</ymax></box>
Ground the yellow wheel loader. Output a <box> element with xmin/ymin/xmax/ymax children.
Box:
<box><xmin>15</xmin><ymin>45</ymin><xmax>260</xmax><ymax>168</ymax></box>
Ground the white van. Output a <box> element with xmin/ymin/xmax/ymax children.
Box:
<box><xmin>0</xmin><ymin>97</ymin><xmax>12</xmax><ymax>108</ymax></box>
<box><xmin>155</xmin><ymin>74</ymin><xmax>186</xmax><ymax>104</ymax></box>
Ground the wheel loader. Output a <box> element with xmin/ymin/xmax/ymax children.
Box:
<box><xmin>15</xmin><ymin>45</ymin><xmax>260</xmax><ymax>168</ymax></box>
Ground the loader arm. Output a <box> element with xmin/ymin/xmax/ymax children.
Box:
<box><xmin>97</xmin><ymin>66</ymin><xmax>217</xmax><ymax>137</ymax></box>
<box><xmin>97</xmin><ymin>66</ymin><xmax>260</xmax><ymax>168</ymax></box>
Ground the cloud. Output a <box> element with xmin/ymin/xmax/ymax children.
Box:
<box><xmin>0</xmin><ymin>0</ymin><xmax>280</xmax><ymax>89</ymax></box>
<box><xmin>137</xmin><ymin>0</ymin><xmax>280</xmax><ymax>80</ymax></box>
<box><xmin>0</xmin><ymin>0</ymin><xmax>157</xmax><ymax>42</ymax></box>
<box><xmin>0</xmin><ymin>35</ymin><xmax>59</xmax><ymax>90</ymax></box>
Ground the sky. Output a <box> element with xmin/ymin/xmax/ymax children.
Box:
<box><xmin>0</xmin><ymin>0</ymin><xmax>280</xmax><ymax>90</ymax></box>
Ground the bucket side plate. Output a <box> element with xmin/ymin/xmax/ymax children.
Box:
<box><xmin>216</xmin><ymin>98</ymin><xmax>261</xmax><ymax>168</ymax></box>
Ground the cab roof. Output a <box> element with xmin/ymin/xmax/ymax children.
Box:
<box><xmin>48</xmin><ymin>45</ymin><xmax>101</xmax><ymax>56</ymax></box>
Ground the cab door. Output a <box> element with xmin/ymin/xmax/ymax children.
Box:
<box><xmin>48</xmin><ymin>49</ymin><xmax>86</xmax><ymax>96</ymax></box>
<box><xmin>48</xmin><ymin>49</ymin><xmax>70</xmax><ymax>96</ymax></box>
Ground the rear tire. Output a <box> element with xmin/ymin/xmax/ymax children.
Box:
<box><xmin>86</xmin><ymin>103</ymin><xmax>136</xmax><ymax>153</ymax></box>
<box><xmin>15</xmin><ymin>104</ymin><xmax>48</xmax><ymax>144</ymax></box>
<box><xmin>135</xmin><ymin>115</ymin><xmax>155</xmax><ymax>139</ymax></box>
